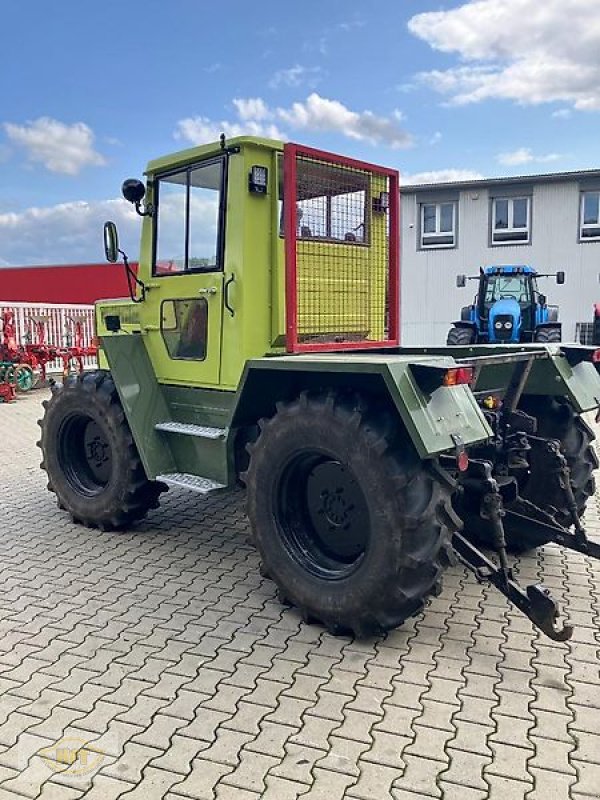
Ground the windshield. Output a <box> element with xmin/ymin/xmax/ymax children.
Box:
<box><xmin>484</xmin><ymin>275</ymin><xmax>533</xmax><ymax>305</ymax></box>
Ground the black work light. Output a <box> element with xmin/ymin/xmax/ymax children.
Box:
<box><xmin>249</xmin><ymin>165</ymin><xmax>268</xmax><ymax>194</ymax></box>
<box><xmin>372</xmin><ymin>191</ymin><xmax>389</xmax><ymax>214</ymax></box>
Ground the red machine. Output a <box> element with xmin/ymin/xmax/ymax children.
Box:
<box><xmin>0</xmin><ymin>309</ymin><xmax>97</xmax><ymax>386</ymax></box>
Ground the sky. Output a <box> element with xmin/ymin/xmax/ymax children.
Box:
<box><xmin>1</xmin><ymin>0</ymin><xmax>599</xmax><ymax>266</ymax></box>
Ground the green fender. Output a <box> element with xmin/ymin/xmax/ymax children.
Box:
<box><xmin>231</xmin><ymin>354</ymin><xmax>492</xmax><ymax>460</ymax></box>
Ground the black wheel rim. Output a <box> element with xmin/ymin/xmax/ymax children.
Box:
<box><xmin>57</xmin><ymin>413</ymin><xmax>112</xmax><ymax>496</ymax></box>
<box><xmin>274</xmin><ymin>451</ymin><xmax>370</xmax><ymax>580</ymax></box>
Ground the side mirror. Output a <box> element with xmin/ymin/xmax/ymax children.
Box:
<box><xmin>538</xmin><ymin>293</ymin><xmax>547</xmax><ymax>306</ymax></box>
<box><xmin>122</xmin><ymin>178</ymin><xmax>146</xmax><ymax>205</ymax></box>
<box><xmin>103</xmin><ymin>221</ymin><xmax>119</xmax><ymax>263</ymax></box>
<box><xmin>456</xmin><ymin>274</ymin><xmax>466</xmax><ymax>288</ymax></box>
<box><xmin>556</xmin><ymin>271</ymin><xmax>565</xmax><ymax>285</ymax></box>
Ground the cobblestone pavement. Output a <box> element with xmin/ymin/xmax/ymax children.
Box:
<box><xmin>0</xmin><ymin>390</ymin><xmax>599</xmax><ymax>800</ymax></box>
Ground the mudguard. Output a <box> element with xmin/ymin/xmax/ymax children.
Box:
<box><xmin>232</xmin><ymin>353</ymin><xmax>492</xmax><ymax>460</ymax></box>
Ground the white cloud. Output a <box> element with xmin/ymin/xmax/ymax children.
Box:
<box><xmin>552</xmin><ymin>108</ymin><xmax>572</xmax><ymax>119</ymax></box>
<box><xmin>232</xmin><ymin>98</ymin><xmax>270</xmax><ymax>122</ymax></box>
<box><xmin>496</xmin><ymin>147</ymin><xmax>562</xmax><ymax>166</ymax></box>
<box><xmin>277</xmin><ymin>94</ymin><xmax>412</xmax><ymax>148</ymax></box>
<box><xmin>402</xmin><ymin>169</ymin><xmax>485</xmax><ymax>186</ymax></box>
<box><xmin>338</xmin><ymin>17</ymin><xmax>365</xmax><ymax>32</ymax></box>
<box><xmin>176</xmin><ymin>93</ymin><xmax>412</xmax><ymax>149</ymax></box>
<box><xmin>0</xmin><ymin>198</ymin><xmax>140</xmax><ymax>266</ymax></box>
<box><xmin>408</xmin><ymin>0</ymin><xmax>600</xmax><ymax>110</ymax></box>
<box><xmin>3</xmin><ymin>117</ymin><xmax>106</xmax><ymax>175</ymax></box>
<box><xmin>175</xmin><ymin>117</ymin><xmax>286</xmax><ymax>145</ymax></box>
<box><xmin>269</xmin><ymin>65</ymin><xmax>322</xmax><ymax>89</ymax></box>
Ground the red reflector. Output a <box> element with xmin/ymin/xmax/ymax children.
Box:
<box><xmin>457</xmin><ymin>450</ymin><xmax>469</xmax><ymax>472</ymax></box>
<box><xmin>444</xmin><ymin>367</ymin><xmax>474</xmax><ymax>387</ymax></box>
<box><xmin>592</xmin><ymin>349</ymin><xmax>600</xmax><ymax>363</ymax></box>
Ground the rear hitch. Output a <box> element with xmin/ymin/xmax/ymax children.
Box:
<box><xmin>452</xmin><ymin>531</ymin><xmax>573</xmax><ymax>641</ymax></box>
<box><xmin>453</xmin><ymin>457</ymin><xmax>573</xmax><ymax>641</ymax></box>
<box><xmin>520</xmin><ymin>436</ymin><xmax>600</xmax><ymax>560</ymax></box>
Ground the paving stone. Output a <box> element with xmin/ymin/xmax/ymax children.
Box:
<box><xmin>99</xmin><ymin>741</ymin><xmax>162</xmax><ymax>783</ymax></box>
<box><xmin>302</xmin><ymin>767</ymin><xmax>356</xmax><ymax>800</ymax></box>
<box><xmin>347</xmin><ymin>760</ymin><xmax>404</xmax><ymax>799</ymax></box>
<box><xmin>219</xmin><ymin>750</ymin><xmax>279</xmax><ymax>795</ymax></box>
<box><xmin>486</xmin><ymin>742</ymin><xmax>534</xmax><ymax>784</ymax></box>
<box><xmin>170</xmin><ymin>757</ymin><xmax>234</xmax><ymax>799</ymax></box>
<box><xmin>526</xmin><ymin>767</ymin><xmax>577</xmax><ymax>800</ymax></box>
<box><xmin>271</xmin><ymin>742</ymin><xmax>326</xmax><ymax>784</ymax></box>
<box><xmin>528</xmin><ymin>736</ymin><xmax>576</xmax><ymax>775</ymax></box>
<box><xmin>393</xmin><ymin>754</ymin><xmax>445</xmax><ymax>798</ymax></box>
<box><xmin>36</xmin><ymin>783</ymin><xmax>85</xmax><ymax>800</ymax></box>
<box><xmin>245</xmin><ymin>720</ymin><xmax>294</xmax><ymax>759</ymax></box>
<box><xmin>485</xmin><ymin>774</ymin><xmax>534</xmax><ymax>800</ymax></box>
<box><xmin>315</xmin><ymin>735</ymin><xmax>370</xmax><ymax>777</ymax></box>
<box><xmin>5</xmin><ymin>393</ymin><xmax>600</xmax><ymax>800</ymax></box>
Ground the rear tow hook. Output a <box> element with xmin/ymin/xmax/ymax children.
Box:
<box><xmin>452</xmin><ymin>461</ymin><xmax>573</xmax><ymax>642</ymax></box>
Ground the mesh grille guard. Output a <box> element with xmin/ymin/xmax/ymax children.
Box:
<box><xmin>283</xmin><ymin>143</ymin><xmax>399</xmax><ymax>353</ymax></box>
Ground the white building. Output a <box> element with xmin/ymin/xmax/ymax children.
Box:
<box><xmin>400</xmin><ymin>169</ymin><xmax>600</xmax><ymax>346</ymax></box>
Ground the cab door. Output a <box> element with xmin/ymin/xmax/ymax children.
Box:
<box><xmin>140</xmin><ymin>156</ymin><xmax>226</xmax><ymax>387</ymax></box>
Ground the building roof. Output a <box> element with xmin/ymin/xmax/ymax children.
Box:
<box><xmin>400</xmin><ymin>168</ymin><xmax>600</xmax><ymax>194</ymax></box>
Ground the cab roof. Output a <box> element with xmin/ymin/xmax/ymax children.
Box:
<box><xmin>484</xmin><ymin>265</ymin><xmax>536</xmax><ymax>276</ymax></box>
<box><xmin>146</xmin><ymin>136</ymin><xmax>285</xmax><ymax>175</ymax></box>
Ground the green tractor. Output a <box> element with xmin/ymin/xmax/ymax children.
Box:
<box><xmin>39</xmin><ymin>136</ymin><xmax>600</xmax><ymax>641</ymax></box>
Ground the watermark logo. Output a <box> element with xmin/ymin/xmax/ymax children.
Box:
<box><xmin>39</xmin><ymin>737</ymin><xmax>106</xmax><ymax>778</ymax></box>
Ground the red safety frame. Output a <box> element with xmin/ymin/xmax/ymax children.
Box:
<box><xmin>284</xmin><ymin>143</ymin><xmax>400</xmax><ymax>353</ymax></box>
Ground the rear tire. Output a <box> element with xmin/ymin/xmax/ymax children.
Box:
<box><xmin>447</xmin><ymin>326</ymin><xmax>476</xmax><ymax>346</ymax></box>
<box><xmin>534</xmin><ymin>327</ymin><xmax>561</xmax><ymax>343</ymax></box>
<box><xmin>245</xmin><ymin>391</ymin><xmax>458</xmax><ymax>637</ymax></box>
<box><xmin>38</xmin><ymin>370</ymin><xmax>167</xmax><ymax>530</ymax></box>
<box><xmin>518</xmin><ymin>397</ymin><xmax>598</xmax><ymax>530</ymax></box>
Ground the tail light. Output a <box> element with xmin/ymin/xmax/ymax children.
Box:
<box><xmin>444</xmin><ymin>367</ymin><xmax>474</xmax><ymax>387</ymax></box>
<box><xmin>592</xmin><ymin>349</ymin><xmax>600</xmax><ymax>363</ymax></box>
<box><xmin>457</xmin><ymin>450</ymin><xmax>469</xmax><ymax>472</ymax></box>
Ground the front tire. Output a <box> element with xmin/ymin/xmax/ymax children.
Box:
<box><xmin>245</xmin><ymin>392</ymin><xmax>458</xmax><ymax>637</ymax></box>
<box><xmin>447</xmin><ymin>326</ymin><xmax>476</xmax><ymax>346</ymax></box>
<box><xmin>39</xmin><ymin>370</ymin><xmax>166</xmax><ymax>530</ymax></box>
<box><xmin>534</xmin><ymin>327</ymin><xmax>561</xmax><ymax>343</ymax></box>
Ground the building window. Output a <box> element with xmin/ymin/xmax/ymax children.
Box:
<box><xmin>420</xmin><ymin>202</ymin><xmax>456</xmax><ymax>248</ymax></box>
<box><xmin>580</xmin><ymin>191</ymin><xmax>600</xmax><ymax>241</ymax></box>
<box><xmin>491</xmin><ymin>196</ymin><xmax>530</xmax><ymax>244</ymax></box>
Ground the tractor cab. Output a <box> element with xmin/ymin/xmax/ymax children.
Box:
<box><xmin>449</xmin><ymin>265</ymin><xmax>564</xmax><ymax>345</ymax></box>
<box><xmin>96</xmin><ymin>137</ymin><xmax>399</xmax><ymax>391</ymax></box>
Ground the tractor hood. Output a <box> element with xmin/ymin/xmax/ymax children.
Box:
<box><xmin>489</xmin><ymin>298</ymin><xmax>521</xmax><ymax>343</ymax></box>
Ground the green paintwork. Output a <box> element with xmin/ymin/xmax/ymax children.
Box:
<box><xmin>395</xmin><ymin>343</ymin><xmax>600</xmax><ymax>411</ymax></box>
<box><xmin>232</xmin><ymin>354</ymin><xmax>492</xmax><ymax>459</ymax></box>
<box><xmin>96</xmin><ymin>136</ymin><xmax>600</xmax><ymax>489</ymax></box>
<box><xmin>101</xmin><ymin>332</ymin><xmax>231</xmax><ymax>485</ymax></box>
<box><xmin>100</xmin><ymin>334</ymin><xmax>175</xmax><ymax>478</ymax></box>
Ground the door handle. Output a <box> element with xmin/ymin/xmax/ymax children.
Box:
<box><xmin>224</xmin><ymin>273</ymin><xmax>235</xmax><ymax>317</ymax></box>
<box><xmin>198</xmin><ymin>287</ymin><xmax>217</xmax><ymax>295</ymax></box>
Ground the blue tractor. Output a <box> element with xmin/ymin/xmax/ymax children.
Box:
<box><xmin>447</xmin><ymin>265</ymin><xmax>565</xmax><ymax>346</ymax></box>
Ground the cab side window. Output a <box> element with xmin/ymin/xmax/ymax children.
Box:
<box><xmin>161</xmin><ymin>299</ymin><xmax>208</xmax><ymax>360</ymax></box>
<box><xmin>154</xmin><ymin>159</ymin><xmax>224</xmax><ymax>275</ymax></box>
